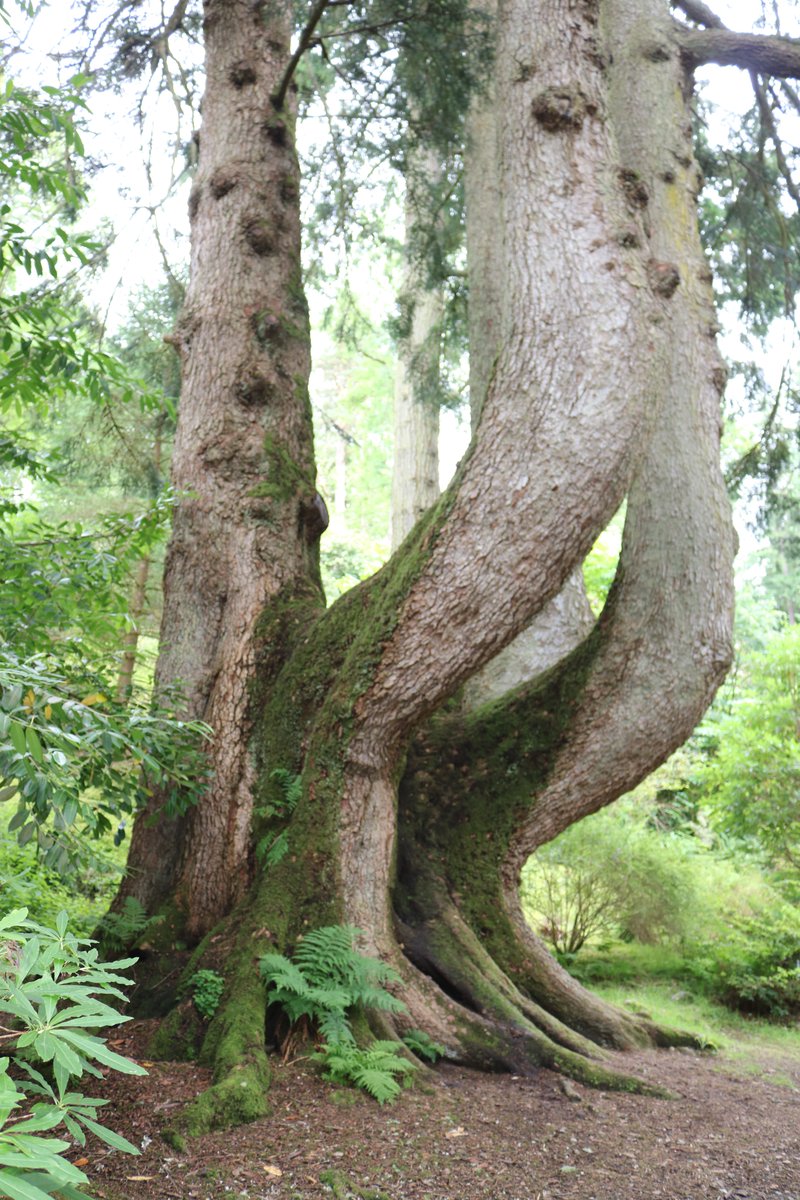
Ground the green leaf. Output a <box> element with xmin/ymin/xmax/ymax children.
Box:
<box><xmin>0</xmin><ymin>909</ymin><xmax>28</xmax><ymax>932</ymax></box>
<box><xmin>32</xmin><ymin>1032</ymin><xmax>57</xmax><ymax>1063</ymax></box>
<box><xmin>78</xmin><ymin>1116</ymin><xmax>140</xmax><ymax>1155</ymax></box>
<box><xmin>56</xmin><ymin>1031</ymin><xmax>146</xmax><ymax>1076</ymax></box>
<box><xmin>0</xmin><ymin>1172</ymin><xmax>60</xmax><ymax>1200</ymax></box>
<box><xmin>49</xmin><ymin>1038</ymin><xmax>84</xmax><ymax>1078</ymax></box>
<box><xmin>8</xmin><ymin>722</ymin><xmax>26</xmax><ymax>756</ymax></box>
<box><xmin>25</xmin><ymin>727</ymin><xmax>43</xmax><ymax>765</ymax></box>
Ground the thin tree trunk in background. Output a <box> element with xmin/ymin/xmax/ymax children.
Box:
<box><xmin>391</xmin><ymin>144</ymin><xmax>443</xmax><ymax>550</ymax></box>
<box><xmin>116</xmin><ymin>554</ymin><xmax>152</xmax><ymax>702</ymax></box>
<box><xmin>779</xmin><ymin>549</ymin><xmax>796</xmax><ymax>624</ymax></box>
<box><xmin>333</xmin><ymin>432</ymin><xmax>347</xmax><ymax>530</ymax></box>
<box><xmin>116</xmin><ymin>420</ymin><xmax>164</xmax><ymax>704</ymax></box>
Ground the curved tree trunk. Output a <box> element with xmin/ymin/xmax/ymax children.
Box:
<box><xmin>396</xmin><ymin>0</ymin><xmax>734</xmax><ymax>1053</ymax></box>
<box><xmin>463</xmin><ymin>4</ymin><xmax>595</xmax><ymax>710</ymax></box>
<box><xmin>121</xmin><ymin>0</ymin><xmax>735</xmax><ymax>1132</ymax></box>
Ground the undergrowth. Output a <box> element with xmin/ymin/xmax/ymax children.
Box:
<box><xmin>260</xmin><ymin>925</ymin><xmax>443</xmax><ymax>1102</ymax></box>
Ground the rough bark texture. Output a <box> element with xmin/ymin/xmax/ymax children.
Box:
<box><xmin>119</xmin><ymin>0</ymin><xmax>323</xmax><ymax>937</ymax></box>
<box><xmin>120</xmin><ymin>0</ymin><xmax>739</xmax><ymax>1131</ymax></box>
<box><xmin>463</xmin><ymin>9</ymin><xmax>595</xmax><ymax>710</ymax></box>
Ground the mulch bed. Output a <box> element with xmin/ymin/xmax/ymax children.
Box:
<box><xmin>84</xmin><ymin>1020</ymin><xmax>800</xmax><ymax>1200</ymax></box>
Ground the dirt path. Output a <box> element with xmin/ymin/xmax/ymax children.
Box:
<box><xmin>87</xmin><ymin>1022</ymin><xmax>800</xmax><ymax>1200</ymax></box>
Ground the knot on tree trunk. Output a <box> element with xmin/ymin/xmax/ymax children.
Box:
<box><xmin>531</xmin><ymin>87</ymin><xmax>596</xmax><ymax>132</ymax></box>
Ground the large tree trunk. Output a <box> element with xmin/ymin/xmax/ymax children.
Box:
<box><xmin>463</xmin><ymin>0</ymin><xmax>595</xmax><ymax>710</ymax></box>
<box><xmin>121</xmin><ymin>0</ymin><xmax>735</xmax><ymax>1132</ymax></box>
<box><xmin>117</xmin><ymin>0</ymin><xmax>323</xmax><ymax>938</ymax></box>
<box><xmin>397</xmin><ymin>0</ymin><xmax>734</xmax><ymax>1052</ymax></box>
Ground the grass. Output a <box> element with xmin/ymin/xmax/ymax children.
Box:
<box><xmin>590</xmin><ymin>978</ymin><xmax>800</xmax><ymax>1088</ymax></box>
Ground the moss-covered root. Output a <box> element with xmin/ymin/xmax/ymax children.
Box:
<box><xmin>451</xmin><ymin>1004</ymin><xmax>672</xmax><ymax>1096</ymax></box>
<box><xmin>398</xmin><ymin>911</ymin><xmax>671</xmax><ymax>1095</ymax></box>
<box><xmin>401</xmin><ymin>907</ymin><xmax>601</xmax><ymax>1059</ymax></box>
<box><xmin>148</xmin><ymin>997</ymin><xmax>205</xmax><ymax>1063</ymax></box>
<box><xmin>174</xmin><ymin>949</ymin><xmax>271</xmax><ymax>1134</ymax></box>
<box><xmin>490</xmin><ymin>904</ymin><xmax>707</xmax><ymax>1051</ymax></box>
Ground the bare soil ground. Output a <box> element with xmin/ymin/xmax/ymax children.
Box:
<box><xmin>85</xmin><ymin>1020</ymin><xmax>800</xmax><ymax>1200</ymax></box>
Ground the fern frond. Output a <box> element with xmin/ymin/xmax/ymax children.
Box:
<box><xmin>263</xmin><ymin>829</ymin><xmax>290</xmax><ymax>867</ymax></box>
<box><xmin>269</xmin><ymin>768</ymin><xmax>303</xmax><ymax>812</ymax></box>
<box><xmin>402</xmin><ymin>1029</ymin><xmax>446</xmax><ymax>1062</ymax></box>
<box><xmin>258</xmin><ymin>925</ymin><xmax>409</xmax><ymax>1054</ymax></box>
<box><xmin>355</xmin><ymin>985</ymin><xmax>406</xmax><ymax>1014</ymax></box>
<box><xmin>318</xmin><ymin>1010</ymin><xmax>354</xmax><ymax>1044</ymax></box>
<box><xmin>350</xmin><ymin>1067</ymin><xmax>402</xmax><ymax>1104</ymax></box>
<box><xmin>313</xmin><ymin>1040</ymin><xmax>417</xmax><ymax>1104</ymax></box>
<box><xmin>305</xmin><ymin>985</ymin><xmax>350</xmax><ymax>1014</ymax></box>
<box><xmin>259</xmin><ymin>955</ymin><xmax>308</xmax><ymax>996</ymax></box>
<box><xmin>294</xmin><ymin>926</ymin><xmax>362</xmax><ymax>984</ymax></box>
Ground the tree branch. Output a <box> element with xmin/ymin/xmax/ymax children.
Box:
<box><xmin>272</xmin><ymin>0</ymin><xmax>341</xmax><ymax>110</ymax></box>
<box><xmin>751</xmin><ymin>73</ymin><xmax>800</xmax><ymax>211</ymax></box>
<box><xmin>672</xmin><ymin>0</ymin><xmax>724</xmax><ymax>29</ymax></box>
<box><xmin>679</xmin><ymin>26</ymin><xmax>800</xmax><ymax>78</ymax></box>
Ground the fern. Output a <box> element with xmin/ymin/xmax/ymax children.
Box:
<box><xmin>269</xmin><ymin>768</ymin><xmax>303</xmax><ymax>810</ymax></box>
<box><xmin>312</xmin><ymin>1040</ymin><xmax>416</xmax><ymax>1104</ymax></box>
<box><xmin>97</xmin><ymin>897</ymin><xmax>162</xmax><ymax>952</ymax></box>
<box><xmin>260</xmin><ymin>926</ymin><xmax>418</xmax><ymax>1100</ymax></box>
<box><xmin>259</xmin><ymin>926</ymin><xmax>405</xmax><ymax>1041</ymax></box>
<box><xmin>256</xmin><ymin>769</ymin><xmax>302</xmax><ymax>864</ymax></box>
<box><xmin>402</xmin><ymin>1028</ymin><xmax>446</xmax><ymax>1063</ymax></box>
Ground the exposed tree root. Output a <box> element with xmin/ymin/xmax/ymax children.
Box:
<box><xmin>155</xmin><ymin>912</ymin><xmax>274</xmax><ymax>1134</ymax></box>
<box><xmin>391</xmin><ymin>901</ymin><xmax>673</xmax><ymax>1095</ymax></box>
<box><xmin>489</xmin><ymin>894</ymin><xmax>703</xmax><ymax>1052</ymax></box>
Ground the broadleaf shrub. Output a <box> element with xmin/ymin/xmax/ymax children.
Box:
<box><xmin>0</xmin><ymin>907</ymin><xmax>145</xmax><ymax>1199</ymax></box>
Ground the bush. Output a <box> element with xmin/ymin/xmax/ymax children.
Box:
<box><xmin>697</xmin><ymin>624</ymin><xmax>800</xmax><ymax>868</ymax></box>
<box><xmin>522</xmin><ymin>799</ymin><xmax>800</xmax><ymax>1019</ymax></box>
<box><xmin>0</xmin><ymin>907</ymin><xmax>145</xmax><ymax>1199</ymax></box>
<box><xmin>520</xmin><ymin>804</ymin><xmax>707</xmax><ymax>953</ymax></box>
<box><xmin>701</xmin><ymin>904</ymin><xmax>800</xmax><ymax>1018</ymax></box>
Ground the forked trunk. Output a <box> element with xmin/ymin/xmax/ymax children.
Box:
<box><xmin>121</xmin><ymin>0</ymin><xmax>734</xmax><ymax>1130</ymax></box>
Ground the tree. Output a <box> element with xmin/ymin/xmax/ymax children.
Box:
<box><xmin>699</xmin><ymin>623</ymin><xmax>800</xmax><ymax>870</ymax></box>
<box><xmin>106</xmin><ymin>0</ymin><xmax>800</xmax><ymax>1130</ymax></box>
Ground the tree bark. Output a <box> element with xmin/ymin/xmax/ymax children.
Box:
<box><xmin>679</xmin><ymin>26</ymin><xmax>800</xmax><ymax>77</ymax></box>
<box><xmin>119</xmin><ymin>0</ymin><xmax>323</xmax><ymax>937</ymax></box>
<box><xmin>396</xmin><ymin>0</ymin><xmax>734</xmax><ymax>1055</ymax></box>
<box><xmin>463</xmin><ymin>6</ymin><xmax>595</xmax><ymax>709</ymax></box>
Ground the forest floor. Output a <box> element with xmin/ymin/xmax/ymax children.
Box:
<box><xmin>85</xmin><ymin>1019</ymin><xmax>800</xmax><ymax>1200</ymax></box>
